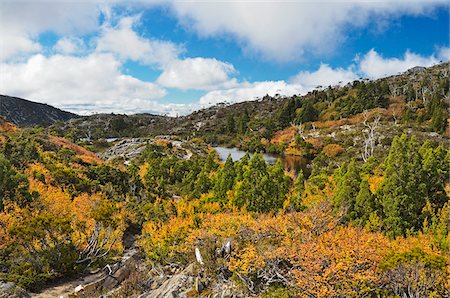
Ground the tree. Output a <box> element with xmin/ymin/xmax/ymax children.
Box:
<box><xmin>354</xmin><ymin>179</ymin><xmax>375</xmax><ymax>226</ymax></box>
<box><xmin>193</xmin><ymin>166</ymin><xmax>212</xmax><ymax>198</ymax></box>
<box><xmin>0</xmin><ymin>154</ymin><xmax>30</xmax><ymax>210</ymax></box>
<box><xmin>237</xmin><ymin>109</ymin><xmax>249</xmax><ymax>134</ymax></box>
<box><xmin>333</xmin><ymin>160</ymin><xmax>361</xmax><ymax>221</ymax></box>
<box><xmin>295</xmin><ymin>100</ymin><xmax>318</xmax><ymax>124</ymax></box>
<box><xmin>234</xmin><ymin>154</ymin><xmax>289</xmax><ymax>212</ymax></box>
<box><xmin>226</xmin><ymin>115</ymin><xmax>236</xmax><ymax>134</ymax></box>
<box><xmin>377</xmin><ymin>134</ymin><xmax>449</xmax><ymax>237</ymax></box>
<box><xmin>361</xmin><ymin>111</ymin><xmax>380</xmax><ymax>162</ymax></box>
<box><xmin>290</xmin><ymin>169</ymin><xmax>305</xmax><ymax>211</ymax></box>
<box><xmin>214</xmin><ymin>154</ymin><xmax>236</xmax><ymax>203</ymax></box>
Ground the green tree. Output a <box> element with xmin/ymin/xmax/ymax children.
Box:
<box><xmin>0</xmin><ymin>154</ymin><xmax>31</xmax><ymax>210</ymax></box>
<box><xmin>377</xmin><ymin>134</ymin><xmax>448</xmax><ymax>237</ymax></box>
<box><xmin>354</xmin><ymin>179</ymin><xmax>375</xmax><ymax>226</ymax></box>
<box><xmin>234</xmin><ymin>154</ymin><xmax>289</xmax><ymax>212</ymax></box>
<box><xmin>225</xmin><ymin>115</ymin><xmax>236</xmax><ymax>134</ymax></box>
<box><xmin>214</xmin><ymin>154</ymin><xmax>236</xmax><ymax>203</ymax></box>
<box><xmin>290</xmin><ymin>169</ymin><xmax>305</xmax><ymax>211</ymax></box>
<box><xmin>333</xmin><ymin>160</ymin><xmax>361</xmax><ymax>221</ymax></box>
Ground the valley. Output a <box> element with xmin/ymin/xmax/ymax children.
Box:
<box><xmin>0</xmin><ymin>62</ymin><xmax>449</xmax><ymax>297</ymax></box>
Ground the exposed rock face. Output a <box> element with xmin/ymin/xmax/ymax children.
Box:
<box><xmin>100</xmin><ymin>138</ymin><xmax>148</xmax><ymax>161</ymax></box>
<box><xmin>0</xmin><ymin>95</ymin><xmax>77</xmax><ymax>126</ymax></box>
<box><xmin>138</xmin><ymin>264</ymin><xmax>196</xmax><ymax>298</ymax></box>
<box><xmin>73</xmin><ymin>248</ymin><xmax>139</xmax><ymax>297</ymax></box>
<box><xmin>0</xmin><ymin>281</ymin><xmax>30</xmax><ymax>298</ymax></box>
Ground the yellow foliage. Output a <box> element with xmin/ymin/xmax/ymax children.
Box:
<box><xmin>0</xmin><ymin>118</ymin><xmax>18</xmax><ymax>133</ymax></box>
<box><xmin>48</xmin><ymin>135</ymin><xmax>103</xmax><ymax>164</ymax></box>
<box><xmin>368</xmin><ymin>175</ymin><xmax>384</xmax><ymax>193</ymax></box>
<box><xmin>285</xmin><ymin>145</ymin><xmax>304</xmax><ymax>156</ymax></box>
<box><xmin>228</xmin><ymin>245</ymin><xmax>265</xmax><ymax>274</ymax></box>
<box><xmin>139</xmin><ymin>162</ymin><xmax>149</xmax><ymax>181</ymax></box>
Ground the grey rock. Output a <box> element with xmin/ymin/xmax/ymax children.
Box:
<box><xmin>0</xmin><ymin>281</ymin><xmax>30</xmax><ymax>298</ymax></box>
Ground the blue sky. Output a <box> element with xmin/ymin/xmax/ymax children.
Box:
<box><xmin>0</xmin><ymin>1</ymin><xmax>448</xmax><ymax>115</ymax></box>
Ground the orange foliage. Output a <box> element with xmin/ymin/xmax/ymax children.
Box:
<box><xmin>138</xmin><ymin>194</ymin><xmax>450</xmax><ymax>296</ymax></box>
<box><xmin>322</xmin><ymin>143</ymin><xmax>344</xmax><ymax>157</ymax></box>
<box><xmin>385</xmin><ymin>96</ymin><xmax>406</xmax><ymax>119</ymax></box>
<box><xmin>48</xmin><ymin>135</ymin><xmax>103</xmax><ymax>164</ymax></box>
<box><xmin>271</xmin><ymin>126</ymin><xmax>297</xmax><ymax>145</ymax></box>
<box><xmin>287</xmin><ymin>225</ymin><xmax>390</xmax><ymax>297</ymax></box>
<box><xmin>305</xmin><ymin>138</ymin><xmax>322</xmax><ymax>149</ymax></box>
<box><xmin>0</xmin><ymin>118</ymin><xmax>18</xmax><ymax>133</ymax></box>
<box><xmin>154</xmin><ymin>139</ymin><xmax>171</xmax><ymax>147</ymax></box>
<box><xmin>368</xmin><ymin>175</ymin><xmax>384</xmax><ymax>193</ymax></box>
<box><xmin>313</xmin><ymin>107</ymin><xmax>387</xmax><ymax>129</ymax></box>
<box><xmin>260</xmin><ymin>138</ymin><xmax>269</xmax><ymax>146</ymax></box>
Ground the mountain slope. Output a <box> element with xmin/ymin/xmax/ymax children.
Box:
<box><xmin>0</xmin><ymin>95</ymin><xmax>78</xmax><ymax>126</ymax></box>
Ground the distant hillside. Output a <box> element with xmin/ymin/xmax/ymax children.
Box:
<box><xmin>50</xmin><ymin>62</ymin><xmax>449</xmax><ymax>146</ymax></box>
<box><xmin>0</xmin><ymin>95</ymin><xmax>78</xmax><ymax>126</ymax></box>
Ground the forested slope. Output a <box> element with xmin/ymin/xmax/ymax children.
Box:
<box><xmin>0</xmin><ymin>62</ymin><xmax>449</xmax><ymax>297</ymax></box>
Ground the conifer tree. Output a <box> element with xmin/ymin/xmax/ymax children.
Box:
<box><xmin>291</xmin><ymin>169</ymin><xmax>305</xmax><ymax>211</ymax></box>
<box><xmin>333</xmin><ymin>160</ymin><xmax>361</xmax><ymax>220</ymax></box>
<box><xmin>214</xmin><ymin>154</ymin><xmax>236</xmax><ymax>202</ymax></box>
<box><xmin>354</xmin><ymin>179</ymin><xmax>375</xmax><ymax>226</ymax></box>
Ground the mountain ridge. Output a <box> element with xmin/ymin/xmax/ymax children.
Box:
<box><xmin>0</xmin><ymin>95</ymin><xmax>78</xmax><ymax>126</ymax></box>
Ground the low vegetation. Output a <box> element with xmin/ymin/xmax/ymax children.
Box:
<box><xmin>0</xmin><ymin>63</ymin><xmax>449</xmax><ymax>297</ymax></box>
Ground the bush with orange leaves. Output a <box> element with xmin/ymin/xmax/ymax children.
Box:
<box><xmin>322</xmin><ymin>143</ymin><xmax>344</xmax><ymax>158</ymax></box>
<box><xmin>139</xmin><ymin>198</ymin><xmax>449</xmax><ymax>296</ymax></box>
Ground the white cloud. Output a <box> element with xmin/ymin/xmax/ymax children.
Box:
<box><xmin>54</xmin><ymin>37</ymin><xmax>86</xmax><ymax>54</ymax></box>
<box><xmin>0</xmin><ymin>53</ymin><xmax>171</xmax><ymax>114</ymax></box>
<box><xmin>96</xmin><ymin>15</ymin><xmax>182</xmax><ymax>67</ymax></box>
<box><xmin>197</xmin><ymin>46</ymin><xmax>450</xmax><ymax>108</ymax></box>
<box><xmin>0</xmin><ymin>1</ymin><xmax>100</xmax><ymax>61</ymax></box>
<box><xmin>437</xmin><ymin>47</ymin><xmax>450</xmax><ymax>61</ymax></box>
<box><xmin>199</xmin><ymin>81</ymin><xmax>304</xmax><ymax>106</ymax></box>
<box><xmin>0</xmin><ymin>30</ymin><xmax>42</xmax><ymax>61</ymax></box>
<box><xmin>157</xmin><ymin>57</ymin><xmax>237</xmax><ymax>90</ymax></box>
<box><xmin>290</xmin><ymin>64</ymin><xmax>358</xmax><ymax>89</ymax></box>
<box><xmin>358</xmin><ymin>49</ymin><xmax>442</xmax><ymax>78</ymax></box>
<box><xmin>169</xmin><ymin>1</ymin><xmax>447</xmax><ymax>62</ymax></box>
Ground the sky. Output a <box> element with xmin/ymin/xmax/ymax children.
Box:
<box><xmin>0</xmin><ymin>0</ymin><xmax>449</xmax><ymax>116</ymax></box>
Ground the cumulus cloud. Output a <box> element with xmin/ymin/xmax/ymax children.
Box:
<box><xmin>0</xmin><ymin>53</ymin><xmax>170</xmax><ymax>114</ymax></box>
<box><xmin>157</xmin><ymin>57</ymin><xmax>237</xmax><ymax>90</ymax></box>
<box><xmin>169</xmin><ymin>0</ymin><xmax>447</xmax><ymax>62</ymax></box>
<box><xmin>199</xmin><ymin>81</ymin><xmax>304</xmax><ymax>106</ymax></box>
<box><xmin>358</xmin><ymin>48</ymin><xmax>443</xmax><ymax>78</ymax></box>
<box><xmin>54</xmin><ymin>37</ymin><xmax>86</xmax><ymax>54</ymax></box>
<box><xmin>290</xmin><ymin>64</ymin><xmax>358</xmax><ymax>89</ymax></box>
<box><xmin>437</xmin><ymin>47</ymin><xmax>450</xmax><ymax>61</ymax></box>
<box><xmin>0</xmin><ymin>1</ymin><xmax>99</xmax><ymax>61</ymax></box>
<box><xmin>197</xmin><ymin>46</ymin><xmax>450</xmax><ymax>108</ymax></box>
<box><xmin>96</xmin><ymin>15</ymin><xmax>182</xmax><ymax>67</ymax></box>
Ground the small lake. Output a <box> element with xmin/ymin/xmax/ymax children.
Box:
<box><xmin>214</xmin><ymin>146</ymin><xmax>310</xmax><ymax>176</ymax></box>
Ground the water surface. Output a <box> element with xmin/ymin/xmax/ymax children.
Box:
<box><xmin>214</xmin><ymin>146</ymin><xmax>309</xmax><ymax>176</ymax></box>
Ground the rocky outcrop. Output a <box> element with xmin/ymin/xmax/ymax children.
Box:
<box><xmin>138</xmin><ymin>264</ymin><xmax>196</xmax><ymax>298</ymax></box>
<box><xmin>0</xmin><ymin>281</ymin><xmax>30</xmax><ymax>298</ymax></box>
<box><xmin>72</xmin><ymin>248</ymin><xmax>139</xmax><ymax>297</ymax></box>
